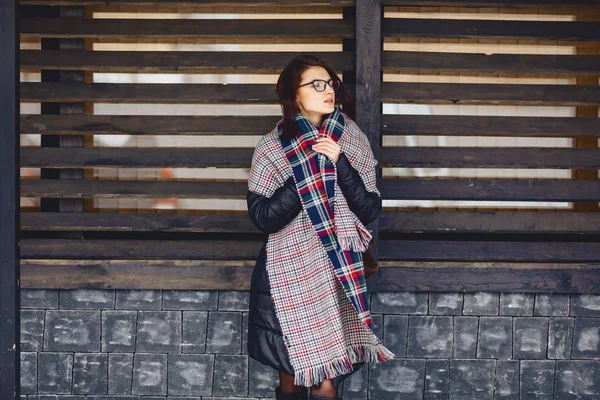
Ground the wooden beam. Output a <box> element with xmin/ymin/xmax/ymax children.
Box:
<box><xmin>382</xmin><ymin>51</ymin><xmax>600</xmax><ymax>76</ymax></box>
<box><xmin>20</xmin><ymin>0</ymin><xmax>354</xmax><ymax>6</ymax></box>
<box><xmin>383</xmin><ymin>0</ymin><xmax>600</xmax><ymax>7</ymax></box>
<box><xmin>383</xmin><ymin>18</ymin><xmax>600</xmax><ymax>41</ymax></box>
<box><xmin>20</xmin><ymin>114</ymin><xmax>282</xmax><ymax>135</ymax></box>
<box><xmin>0</xmin><ymin>0</ymin><xmax>18</xmax><ymax>396</ymax></box>
<box><xmin>381</xmin><ymin>82</ymin><xmax>600</xmax><ymax>106</ymax></box>
<box><xmin>21</xmin><ymin>18</ymin><xmax>353</xmax><ymax>39</ymax></box>
<box><xmin>381</xmin><ymin>115</ymin><xmax>600</xmax><ymax>138</ymax></box>
<box><xmin>21</xmin><ymin>50</ymin><xmax>354</xmax><ymax>73</ymax></box>
<box><xmin>380</xmin><ymin>179</ymin><xmax>600</xmax><ymax>202</ymax></box>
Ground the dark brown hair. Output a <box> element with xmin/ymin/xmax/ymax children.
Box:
<box><xmin>276</xmin><ymin>54</ymin><xmax>355</xmax><ymax>140</ymax></box>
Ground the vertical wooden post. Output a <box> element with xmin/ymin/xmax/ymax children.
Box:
<box><xmin>0</xmin><ymin>0</ymin><xmax>20</xmax><ymax>398</ymax></box>
<box><xmin>355</xmin><ymin>0</ymin><xmax>383</xmax><ymax>264</ymax></box>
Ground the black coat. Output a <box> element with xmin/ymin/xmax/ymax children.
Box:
<box><xmin>246</xmin><ymin>151</ymin><xmax>381</xmax><ymax>384</ymax></box>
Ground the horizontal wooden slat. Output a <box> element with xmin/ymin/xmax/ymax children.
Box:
<box><xmin>380</xmin><ymin>179</ymin><xmax>600</xmax><ymax>201</ymax></box>
<box><xmin>20</xmin><ymin>259</ymin><xmax>255</xmax><ymax>290</ymax></box>
<box><xmin>383</xmin><ymin>18</ymin><xmax>600</xmax><ymax>41</ymax></box>
<box><xmin>20</xmin><ymin>82</ymin><xmax>277</xmax><ymax>103</ymax></box>
<box><xmin>372</xmin><ymin>266</ymin><xmax>600</xmax><ymax>293</ymax></box>
<box><xmin>381</xmin><ymin>82</ymin><xmax>600</xmax><ymax>106</ymax></box>
<box><xmin>20</xmin><ymin>50</ymin><xmax>354</xmax><ymax>73</ymax></box>
<box><xmin>21</xmin><ymin>147</ymin><xmax>255</xmax><ymax>168</ymax></box>
<box><xmin>383</xmin><ymin>0</ymin><xmax>600</xmax><ymax>7</ymax></box>
<box><xmin>379</xmin><ymin>147</ymin><xmax>600</xmax><ymax>169</ymax></box>
<box><xmin>378</xmin><ymin>240</ymin><xmax>600</xmax><ymax>262</ymax></box>
<box><xmin>21</xmin><ymin>18</ymin><xmax>353</xmax><ymax>39</ymax></box>
<box><xmin>381</xmin><ymin>115</ymin><xmax>600</xmax><ymax>138</ymax></box>
<box><xmin>20</xmin><ymin>115</ymin><xmax>281</xmax><ymax>135</ymax></box>
<box><xmin>20</xmin><ymin>0</ymin><xmax>353</xmax><ymax>5</ymax></box>
<box><xmin>21</xmin><ymin>212</ymin><xmax>257</xmax><ymax>232</ymax></box>
<box><xmin>380</xmin><ymin>211</ymin><xmax>600</xmax><ymax>233</ymax></box>
<box><xmin>21</xmin><ymin>179</ymin><xmax>248</xmax><ymax>198</ymax></box>
<box><xmin>21</xmin><ymin>239</ymin><xmax>260</xmax><ymax>259</ymax></box>
<box><xmin>382</xmin><ymin>51</ymin><xmax>600</xmax><ymax>75</ymax></box>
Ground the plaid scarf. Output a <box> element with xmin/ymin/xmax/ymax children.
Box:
<box><xmin>248</xmin><ymin>107</ymin><xmax>394</xmax><ymax>387</ymax></box>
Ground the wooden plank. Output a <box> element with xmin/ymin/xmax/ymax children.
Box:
<box><xmin>372</xmin><ymin>267</ymin><xmax>600</xmax><ymax>293</ymax></box>
<box><xmin>20</xmin><ymin>259</ymin><xmax>255</xmax><ymax>290</ymax></box>
<box><xmin>382</xmin><ymin>51</ymin><xmax>600</xmax><ymax>76</ymax></box>
<box><xmin>379</xmin><ymin>147</ymin><xmax>600</xmax><ymax>169</ymax></box>
<box><xmin>381</xmin><ymin>115</ymin><xmax>600</xmax><ymax>138</ymax></box>
<box><xmin>21</xmin><ymin>50</ymin><xmax>354</xmax><ymax>73</ymax></box>
<box><xmin>21</xmin><ymin>18</ymin><xmax>353</xmax><ymax>39</ymax></box>
<box><xmin>21</xmin><ymin>212</ymin><xmax>257</xmax><ymax>232</ymax></box>
<box><xmin>20</xmin><ymin>115</ymin><xmax>281</xmax><ymax>135</ymax></box>
<box><xmin>21</xmin><ymin>147</ymin><xmax>255</xmax><ymax>168</ymax></box>
<box><xmin>380</xmin><ymin>211</ymin><xmax>600</xmax><ymax>234</ymax></box>
<box><xmin>380</xmin><ymin>179</ymin><xmax>600</xmax><ymax>201</ymax></box>
<box><xmin>381</xmin><ymin>82</ymin><xmax>600</xmax><ymax>106</ymax></box>
<box><xmin>21</xmin><ymin>82</ymin><xmax>278</xmax><ymax>103</ymax></box>
<box><xmin>21</xmin><ymin>239</ymin><xmax>261</xmax><ymax>259</ymax></box>
<box><xmin>20</xmin><ymin>0</ymin><xmax>354</xmax><ymax>5</ymax></box>
<box><xmin>383</xmin><ymin>0</ymin><xmax>600</xmax><ymax>7</ymax></box>
<box><xmin>383</xmin><ymin>18</ymin><xmax>600</xmax><ymax>41</ymax></box>
<box><xmin>0</xmin><ymin>0</ymin><xmax>18</xmax><ymax>396</ymax></box>
<box><xmin>21</xmin><ymin>179</ymin><xmax>248</xmax><ymax>198</ymax></box>
<box><xmin>378</xmin><ymin>240</ymin><xmax>600</xmax><ymax>262</ymax></box>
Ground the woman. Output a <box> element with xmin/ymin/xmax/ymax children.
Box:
<box><xmin>246</xmin><ymin>55</ymin><xmax>394</xmax><ymax>400</ymax></box>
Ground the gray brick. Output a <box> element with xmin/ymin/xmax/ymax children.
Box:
<box><xmin>493</xmin><ymin>360</ymin><xmax>519</xmax><ymax>400</ymax></box>
<box><xmin>383</xmin><ymin>315</ymin><xmax>408</xmax><ymax>357</ymax></box>
<box><xmin>371</xmin><ymin>314</ymin><xmax>383</xmax><ymax>340</ymax></box>
<box><xmin>242</xmin><ymin>311</ymin><xmax>249</xmax><ymax>355</ymax></box>
<box><xmin>449</xmin><ymin>359</ymin><xmax>495</xmax><ymax>400</ymax></box>
<box><xmin>206</xmin><ymin>311</ymin><xmax>242</xmax><ymax>354</ymax></box>
<box><xmin>463</xmin><ymin>292</ymin><xmax>498</xmax><ymax>316</ymax></box>
<box><xmin>102</xmin><ymin>311</ymin><xmax>137</xmax><ymax>353</ymax></box>
<box><xmin>555</xmin><ymin>360</ymin><xmax>600</xmax><ymax>399</ymax></box>
<box><xmin>163</xmin><ymin>290</ymin><xmax>218</xmax><ymax>310</ymax></box>
<box><xmin>571</xmin><ymin>294</ymin><xmax>600</xmax><ymax>317</ymax></box>
<box><xmin>136</xmin><ymin>311</ymin><xmax>181</xmax><ymax>353</ymax></box>
<box><xmin>534</xmin><ymin>293</ymin><xmax>569</xmax><ymax>316</ymax></box>
<box><xmin>429</xmin><ymin>293</ymin><xmax>463</xmax><ymax>316</ymax></box>
<box><xmin>108</xmin><ymin>353</ymin><xmax>133</xmax><ymax>395</ymax></box>
<box><xmin>182</xmin><ymin>311</ymin><xmax>208</xmax><ymax>353</ymax></box>
<box><xmin>499</xmin><ymin>293</ymin><xmax>534</xmax><ymax>316</ymax></box>
<box><xmin>513</xmin><ymin>317</ymin><xmax>548</xmax><ymax>360</ymax></box>
<box><xmin>21</xmin><ymin>309</ymin><xmax>45</xmax><ymax>352</ymax></box>
<box><xmin>21</xmin><ymin>352</ymin><xmax>37</xmax><ymax>395</ymax></box>
<box><xmin>424</xmin><ymin>359</ymin><xmax>449</xmax><ymax>400</ymax></box>
<box><xmin>167</xmin><ymin>354</ymin><xmax>214</xmax><ymax>396</ymax></box>
<box><xmin>407</xmin><ymin>316</ymin><xmax>453</xmax><ymax>358</ymax></box>
<box><xmin>21</xmin><ymin>289</ymin><xmax>58</xmax><ymax>309</ymax></box>
<box><xmin>169</xmin><ymin>397</ymin><xmax>202</xmax><ymax>400</ymax></box>
<box><xmin>369</xmin><ymin>358</ymin><xmax>426</xmax><ymax>400</ymax></box>
<box><xmin>38</xmin><ymin>353</ymin><xmax>73</xmax><ymax>394</ymax></box>
<box><xmin>44</xmin><ymin>310</ymin><xmax>101</xmax><ymax>352</ymax></box>
<box><xmin>548</xmin><ymin>317</ymin><xmax>574</xmax><ymax>359</ymax></box>
<box><xmin>213</xmin><ymin>355</ymin><xmax>249</xmax><ymax>397</ymax></box>
<box><xmin>132</xmin><ymin>353</ymin><xmax>167</xmax><ymax>395</ymax></box>
<box><xmin>342</xmin><ymin>362</ymin><xmax>368</xmax><ymax>399</ymax></box>
<box><xmin>453</xmin><ymin>317</ymin><xmax>478</xmax><ymax>359</ymax></box>
<box><xmin>520</xmin><ymin>360</ymin><xmax>554</xmax><ymax>399</ymax></box>
<box><xmin>86</xmin><ymin>396</ymin><xmax>140</xmax><ymax>400</ymax></box>
<box><xmin>572</xmin><ymin>317</ymin><xmax>600</xmax><ymax>359</ymax></box>
<box><xmin>73</xmin><ymin>353</ymin><xmax>108</xmax><ymax>395</ymax></box>
<box><xmin>60</xmin><ymin>289</ymin><xmax>115</xmax><ymax>309</ymax></box>
<box><xmin>218</xmin><ymin>291</ymin><xmax>250</xmax><ymax>311</ymax></box>
<box><xmin>477</xmin><ymin>317</ymin><xmax>512</xmax><ymax>359</ymax></box>
<box><xmin>29</xmin><ymin>397</ymin><xmax>86</xmax><ymax>400</ymax></box>
<box><xmin>372</xmin><ymin>292</ymin><xmax>428</xmax><ymax>315</ymax></box>
<box><xmin>116</xmin><ymin>290</ymin><xmax>161</xmax><ymax>310</ymax></box>
<box><xmin>248</xmin><ymin>357</ymin><xmax>277</xmax><ymax>397</ymax></box>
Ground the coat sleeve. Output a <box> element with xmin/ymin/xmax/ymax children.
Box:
<box><xmin>247</xmin><ymin>176</ymin><xmax>303</xmax><ymax>234</ymax></box>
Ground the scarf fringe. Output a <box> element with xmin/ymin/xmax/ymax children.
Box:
<box><xmin>337</xmin><ymin>233</ymin><xmax>370</xmax><ymax>252</ymax></box>
<box><xmin>293</xmin><ymin>343</ymin><xmax>396</xmax><ymax>387</ymax></box>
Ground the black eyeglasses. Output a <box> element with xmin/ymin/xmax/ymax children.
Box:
<box><xmin>298</xmin><ymin>79</ymin><xmax>341</xmax><ymax>92</ymax></box>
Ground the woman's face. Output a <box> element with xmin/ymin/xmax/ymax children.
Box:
<box><xmin>295</xmin><ymin>66</ymin><xmax>336</xmax><ymax>125</ymax></box>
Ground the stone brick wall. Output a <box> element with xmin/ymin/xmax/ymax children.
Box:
<box><xmin>19</xmin><ymin>289</ymin><xmax>600</xmax><ymax>399</ymax></box>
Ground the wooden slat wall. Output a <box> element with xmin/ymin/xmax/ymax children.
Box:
<box><xmin>19</xmin><ymin>0</ymin><xmax>600</xmax><ymax>292</ymax></box>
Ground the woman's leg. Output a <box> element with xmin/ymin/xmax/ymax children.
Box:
<box><xmin>311</xmin><ymin>379</ymin><xmax>337</xmax><ymax>398</ymax></box>
<box><xmin>279</xmin><ymin>371</ymin><xmax>305</xmax><ymax>393</ymax></box>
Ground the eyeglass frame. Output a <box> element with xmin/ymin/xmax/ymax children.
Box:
<box><xmin>297</xmin><ymin>79</ymin><xmax>341</xmax><ymax>92</ymax></box>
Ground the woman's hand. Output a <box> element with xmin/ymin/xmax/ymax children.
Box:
<box><xmin>313</xmin><ymin>137</ymin><xmax>342</xmax><ymax>164</ymax></box>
